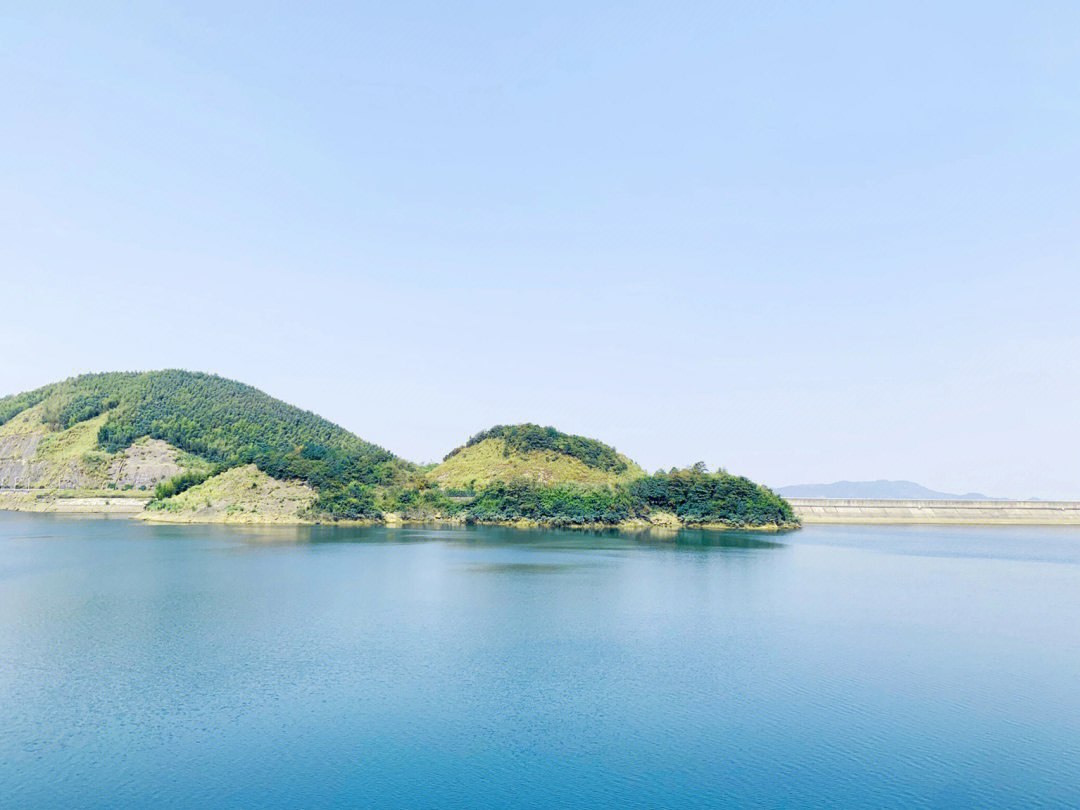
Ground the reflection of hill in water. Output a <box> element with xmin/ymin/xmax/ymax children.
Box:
<box><xmin>288</xmin><ymin>523</ymin><xmax>788</xmax><ymax>551</ymax></box>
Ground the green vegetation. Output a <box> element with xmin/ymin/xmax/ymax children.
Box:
<box><xmin>0</xmin><ymin>385</ymin><xmax>54</xmax><ymax>427</ymax></box>
<box><xmin>41</xmin><ymin>391</ymin><xmax>119</xmax><ymax>431</ymax></box>
<box><xmin>142</xmin><ymin>465</ymin><xmax>317</xmax><ymax>523</ymax></box>
<box><xmin>314</xmin><ymin>479</ymin><xmax>464</xmax><ymax>520</ymax></box>
<box><xmin>467</xmin><ymin>480</ymin><xmax>636</xmax><ymax>525</ymax></box>
<box><xmin>16</xmin><ymin>411</ymin><xmax>115</xmax><ymax>488</ymax></box>
<box><xmin>0</xmin><ymin>371</ymin><xmax>407</xmax><ymax>491</ymax></box>
<box><xmin>317</xmin><ymin>466</ymin><xmax>794</xmax><ymax>528</ymax></box>
<box><xmin>432</xmin><ymin>433</ymin><xmax>643</xmax><ymax>491</ymax></box>
<box><xmin>465</xmin><ymin>466</ymin><xmax>795</xmax><ymax>528</ymax></box>
<box><xmin>313</xmin><ymin>482</ymin><xmax>380</xmax><ymax>519</ymax></box>
<box><xmin>0</xmin><ymin>372</ymin><xmax>797</xmax><ymax>529</ymax></box>
<box><xmin>433</xmin><ymin>424</ymin><xmax>643</xmax><ymax>492</ymax></box>
<box><xmin>153</xmin><ymin>466</ymin><xmax>225</xmax><ymax>501</ymax></box>
<box><xmin>626</xmin><ymin>466</ymin><xmax>795</xmax><ymax>525</ymax></box>
<box><xmin>445</xmin><ymin>424</ymin><xmax>629</xmax><ymax>473</ymax></box>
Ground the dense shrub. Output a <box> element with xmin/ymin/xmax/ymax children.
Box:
<box><xmin>314</xmin><ymin>482</ymin><xmax>467</xmax><ymax>520</ymax></box>
<box><xmin>463</xmin><ymin>468</ymin><xmax>796</xmax><ymax>527</ymax></box>
<box><xmin>153</xmin><ymin>466</ymin><xmax>225</xmax><ymax>500</ymax></box>
<box><xmin>626</xmin><ymin>467</ymin><xmax>795</xmax><ymax>525</ymax></box>
<box><xmin>466</xmin><ymin>479</ymin><xmax>637</xmax><ymax>525</ymax></box>
<box><xmin>312</xmin><ymin>482</ymin><xmax>381</xmax><ymax>519</ymax></box>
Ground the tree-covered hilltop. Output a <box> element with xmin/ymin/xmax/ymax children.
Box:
<box><xmin>464</xmin><ymin>466</ymin><xmax>797</xmax><ymax>528</ymax></box>
<box><xmin>317</xmin><ymin>464</ymin><xmax>797</xmax><ymax>528</ymax></box>
<box><xmin>445</xmin><ymin>424</ymin><xmax>630</xmax><ymax>473</ymax></box>
<box><xmin>433</xmin><ymin>423</ymin><xmax>644</xmax><ymax>491</ymax></box>
<box><xmin>0</xmin><ymin>371</ymin><xmax>407</xmax><ymax>490</ymax></box>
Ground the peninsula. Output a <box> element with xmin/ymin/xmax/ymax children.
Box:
<box><xmin>0</xmin><ymin>371</ymin><xmax>797</xmax><ymax>530</ymax></box>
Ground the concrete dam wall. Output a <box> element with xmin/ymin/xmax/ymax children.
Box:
<box><xmin>787</xmin><ymin>498</ymin><xmax>1080</xmax><ymax>525</ymax></box>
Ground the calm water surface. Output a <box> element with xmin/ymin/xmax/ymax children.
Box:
<box><xmin>2</xmin><ymin>514</ymin><xmax>1079</xmax><ymax>809</ymax></box>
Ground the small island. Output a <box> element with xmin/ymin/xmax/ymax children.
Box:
<box><xmin>0</xmin><ymin>371</ymin><xmax>798</xmax><ymax>530</ymax></box>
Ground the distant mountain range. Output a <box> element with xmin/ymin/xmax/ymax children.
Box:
<box><xmin>776</xmin><ymin>480</ymin><xmax>994</xmax><ymax>500</ymax></box>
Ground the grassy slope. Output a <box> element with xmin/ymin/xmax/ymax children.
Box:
<box><xmin>0</xmin><ymin>404</ymin><xmax>125</xmax><ymax>490</ymax></box>
<box><xmin>431</xmin><ymin>437</ymin><xmax>644</xmax><ymax>490</ymax></box>
<box><xmin>0</xmin><ymin>401</ymin><xmax>45</xmax><ymax>435</ymax></box>
<box><xmin>142</xmin><ymin>465</ymin><xmax>316</xmax><ymax>523</ymax></box>
<box><xmin>29</xmin><ymin>412</ymin><xmax>114</xmax><ymax>488</ymax></box>
<box><xmin>0</xmin><ymin>401</ymin><xmax>211</xmax><ymax>493</ymax></box>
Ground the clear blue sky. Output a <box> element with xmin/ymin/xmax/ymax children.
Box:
<box><xmin>2</xmin><ymin>2</ymin><xmax>1078</xmax><ymax>498</ymax></box>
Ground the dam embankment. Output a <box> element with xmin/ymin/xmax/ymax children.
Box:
<box><xmin>787</xmin><ymin>498</ymin><xmax>1080</xmax><ymax>525</ymax></box>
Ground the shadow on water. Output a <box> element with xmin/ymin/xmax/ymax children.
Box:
<box><xmin>0</xmin><ymin>512</ymin><xmax>790</xmax><ymax>553</ymax></box>
<box><xmin>463</xmin><ymin>561</ymin><xmax>590</xmax><ymax>574</ymax></box>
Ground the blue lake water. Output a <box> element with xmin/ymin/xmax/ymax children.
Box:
<box><xmin>2</xmin><ymin>513</ymin><xmax>1079</xmax><ymax>809</ymax></box>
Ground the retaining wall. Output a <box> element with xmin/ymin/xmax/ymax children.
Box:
<box><xmin>786</xmin><ymin>498</ymin><xmax>1080</xmax><ymax>525</ymax></box>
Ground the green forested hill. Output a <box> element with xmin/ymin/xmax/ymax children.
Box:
<box><xmin>0</xmin><ymin>371</ymin><xmax>406</xmax><ymax>490</ymax></box>
<box><xmin>445</xmin><ymin>424</ymin><xmax>631</xmax><ymax>473</ymax></box>
<box><xmin>464</xmin><ymin>466</ymin><xmax>796</xmax><ymax>527</ymax></box>
<box><xmin>0</xmin><ymin>371</ymin><xmax>796</xmax><ymax>529</ymax></box>
<box><xmin>432</xmin><ymin>423</ymin><xmax>644</xmax><ymax>490</ymax></box>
